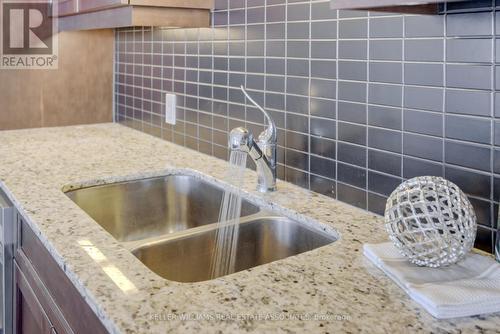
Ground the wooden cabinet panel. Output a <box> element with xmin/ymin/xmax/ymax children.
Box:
<box><xmin>0</xmin><ymin>30</ymin><xmax>114</xmax><ymax>131</ymax></box>
<box><xmin>330</xmin><ymin>0</ymin><xmax>467</xmax><ymax>13</ymax></box>
<box><xmin>15</xmin><ymin>251</ymin><xmax>73</xmax><ymax>334</ymax></box>
<box><xmin>14</xmin><ymin>218</ymin><xmax>108</xmax><ymax>334</ymax></box>
<box><xmin>132</xmin><ymin>6</ymin><xmax>210</xmax><ymax>27</ymax></box>
<box><xmin>14</xmin><ymin>264</ymin><xmax>54</xmax><ymax>334</ymax></box>
<box><xmin>78</xmin><ymin>0</ymin><xmax>128</xmax><ymax>14</ymax></box>
<box><xmin>55</xmin><ymin>0</ymin><xmax>214</xmax><ymax>17</ymax></box>
<box><xmin>129</xmin><ymin>0</ymin><xmax>214</xmax><ymax>9</ymax></box>
<box><xmin>59</xmin><ymin>5</ymin><xmax>210</xmax><ymax>31</ymax></box>
<box><xmin>56</xmin><ymin>0</ymin><xmax>213</xmax><ymax>30</ymax></box>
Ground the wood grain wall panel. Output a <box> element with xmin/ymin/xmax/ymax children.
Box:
<box><xmin>0</xmin><ymin>29</ymin><xmax>113</xmax><ymax>130</ymax></box>
<box><xmin>129</xmin><ymin>0</ymin><xmax>214</xmax><ymax>9</ymax></box>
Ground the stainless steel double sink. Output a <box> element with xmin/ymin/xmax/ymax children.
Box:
<box><xmin>65</xmin><ymin>175</ymin><xmax>336</xmax><ymax>283</ymax></box>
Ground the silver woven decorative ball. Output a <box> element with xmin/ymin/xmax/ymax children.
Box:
<box><xmin>385</xmin><ymin>176</ymin><xmax>477</xmax><ymax>268</ymax></box>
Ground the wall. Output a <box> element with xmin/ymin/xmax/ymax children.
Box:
<box><xmin>115</xmin><ymin>0</ymin><xmax>500</xmax><ymax>253</ymax></box>
<box><xmin>0</xmin><ymin>29</ymin><xmax>114</xmax><ymax>130</ymax></box>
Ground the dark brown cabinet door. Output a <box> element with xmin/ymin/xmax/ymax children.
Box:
<box><xmin>14</xmin><ymin>264</ymin><xmax>54</xmax><ymax>334</ymax></box>
<box><xmin>13</xmin><ymin>218</ymin><xmax>108</xmax><ymax>334</ymax></box>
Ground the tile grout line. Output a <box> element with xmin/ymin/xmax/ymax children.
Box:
<box><xmin>442</xmin><ymin>5</ymin><xmax>447</xmax><ymax>185</ymax></box>
<box><xmin>491</xmin><ymin>8</ymin><xmax>497</xmax><ymax>245</ymax></box>
<box><xmin>365</xmin><ymin>11</ymin><xmax>370</xmax><ymax>210</ymax></box>
<box><xmin>335</xmin><ymin>7</ymin><xmax>339</xmax><ymax>200</ymax></box>
<box><xmin>306</xmin><ymin>0</ymin><xmax>312</xmax><ymax>190</ymax></box>
<box><xmin>401</xmin><ymin>13</ymin><xmax>406</xmax><ymax>187</ymax></box>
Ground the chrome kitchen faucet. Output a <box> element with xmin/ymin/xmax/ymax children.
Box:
<box><xmin>229</xmin><ymin>86</ymin><xmax>277</xmax><ymax>193</ymax></box>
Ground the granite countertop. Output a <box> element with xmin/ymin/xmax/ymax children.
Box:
<box><xmin>0</xmin><ymin>123</ymin><xmax>498</xmax><ymax>333</ymax></box>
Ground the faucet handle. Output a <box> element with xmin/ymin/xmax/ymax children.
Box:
<box><xmin>240</xmin><ymin>86</ymin><xmax>276</xmax><ymax>143</ymax></box>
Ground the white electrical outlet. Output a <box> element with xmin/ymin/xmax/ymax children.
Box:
<box><xmin>164</xmin><ymin>93</ymin><xmax>176</xmax><ymax>125</ymax></box>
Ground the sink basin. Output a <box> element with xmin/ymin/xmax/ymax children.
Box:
<box><xmin>65</xmin><ymin>175</ymin><xmax>259</xmax><ymax>242</ymax></box>
<box><xmin>131</xmin><ymin>217</ymin><xmax>335</xmax><ymax>283</ymax></box>
<box><xmin>66</xmin><ymin>173</ymin><xmax>336</xmax><ymax>282</ymax></box>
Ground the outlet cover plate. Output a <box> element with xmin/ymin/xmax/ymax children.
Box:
<box><xmin>165</xmin><ymin>93</ymin><xmax>176</xmax><ymax>125</ymax></box>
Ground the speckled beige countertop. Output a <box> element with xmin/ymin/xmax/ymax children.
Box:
<box><xmin>0</xmin><ymin>123</ymin><xmax>499</xmax><ymax>333</ymax></box>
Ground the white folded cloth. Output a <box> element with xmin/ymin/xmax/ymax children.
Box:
<box><xmin>364</xmin><ymin>242</ymin><xmax>500</xmax><ymax>319</ymax></box>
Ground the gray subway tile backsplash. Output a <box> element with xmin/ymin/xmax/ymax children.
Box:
<box><xmin>337</xmin><ymin>182</ymin><xmax>366</xmax><ymax>209</ymax></box>
<box><xmin>339</xmin><ymin>61</ymin><xmax>367</xmax><ymax>81</ymax></box>
<box><xmin>368</xmin><ymin>83</ymin><xmax>403</xmax><ymax>107</ymax></box>
<box><xmin>368</xmin><ymin>105</ymin><xmax>402</xmax><ymax>130</ymax></box>
<box><xmin>312</xmin><ymin>20</ymin><xmax>337</xmax><ymax>39</ymax></box>
<box><xmin>446</xmin><ymin>38</ymin><xmax>493</xmax><ymax>63</ymax></box>
<box><xmin>338</xmin><ymin>81</ymin><xmax>367</xmax><ymax>103</ymax></box>
<box><xmin>115</xmin><ymin>1</ymin><xmax>500</xmax><ymax>254</ymax></box>
<box><xmin>404</xmin><ymin>86</ymin><xmax>444</xmax><ymax>112</ymax></box>
<box><xmin>311</xmin><ymin>135</ymin><xmax>336</xmax><ymax>159</ymax></box>
<box><xmin>445</xmin><ymin>140</ymin><xmax>491</xmax><ymax>171</ymax></box>
<box><xmin>447</xmin><ymin>11</ymin><xmax>493</xmax><ymax>36</ymax></box>
<box><xmin>368</xmin><ymin>127</ymin><xmax>402</xmax><ymax>153</ymax></box>
<box><xmin>404</xmin><ymin>39</ymin><xmax>444</xmax><ymax>62</ymax></box>
<box><xmin>446</xmin><ymin>64</ymin><xmax>492</xmax><ymax>90</ymax></box>
<box><xmin>404</xmin><ymin>109</ymin><xmax>443</xmax><ymax>137</ymax></box>
<box><xmin>367</xmin><ymin>192</ymin><xmax>387</xmax><ymax>215</ymax></box>
<box><xmin>495</xmin><ymin>121</ymin><xmax>500</xmax><ymax>145</ymax></box>
<box><xmin>445</xmin><ymin>114</ymin><xmax>492</xmax><ymax>144</ymax></box>
<box><xmin>338</xmin><ymin>142</ymin><xmax>366</xmax><ymax>167</ymax></box>
<box><xmin>310</xmin><ymin>174</ymin><xmax>336</xmax><ymax>198</ymax></box>
<box><xmin>338</xmin><ymin>40</ymin><xmax>367</xmax><ymax>60</ymax></box>
<box><xmin>338</xmin><ymin>122</ymin><xmax>366</xmax><ymax>146</ymax></box>
<box><xmin>338</xmin><ymin>101</ymin><xmax>366</xmax><ymax>124</ymax></box>
<box><xmin>404</xmin><ymin>63</ymin><xmax>444</xmax><ymax>87</ymax></box>
<box><xmin>445</xmin><ymin>166</ymin><xmax>491</xmax><ymax>199</ymax></box>
<box><xmin>403</xmin><ymin>133</ymin><xmax>443</xmax><ymax>162</ymax></box>
<box><xmin>369</xmin><ymin>62</ymin><xmax>402</xmax><ymax>84</ymax></box>
<box><xmin>368</xmin><ymin>149</ymin><xmax>402</xmax><ymax>176</ymax></box>
<box><xmin>368</xmin><ymin>171</ymin><xmax>401</xmax><ymax>197</ymax></box>
<box><xmin>338</xmin><ymin>163</ymin><xmax>367</xmax><ymax>189</ymax></box>
<box><xmin>369</xmin><ymin>17</ymin><xmax>404</xmax><ymax>38</ymax></box>
<box><xmin>404</xmin><ymin>16</ymin><xmax>444</xmax><ymax>37</ymax></box>
<box><xmin>445</xmin><ymin>89</ymin><xmax>491</xmax><ymax>117</ymax></box>
<box><xmin>339</xmin><ymin>19</ymin><xmax>368</xmax><ymax>39</ymax></box>
<box><xmin>369</xmin><ymin>40</ymin><xmax>403</xmax><ymax>61</ymax></box>
<box><xmin>403</xmin><ymin>156</ymin><xmax>443</xmax><ymax>179</ymax></box>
